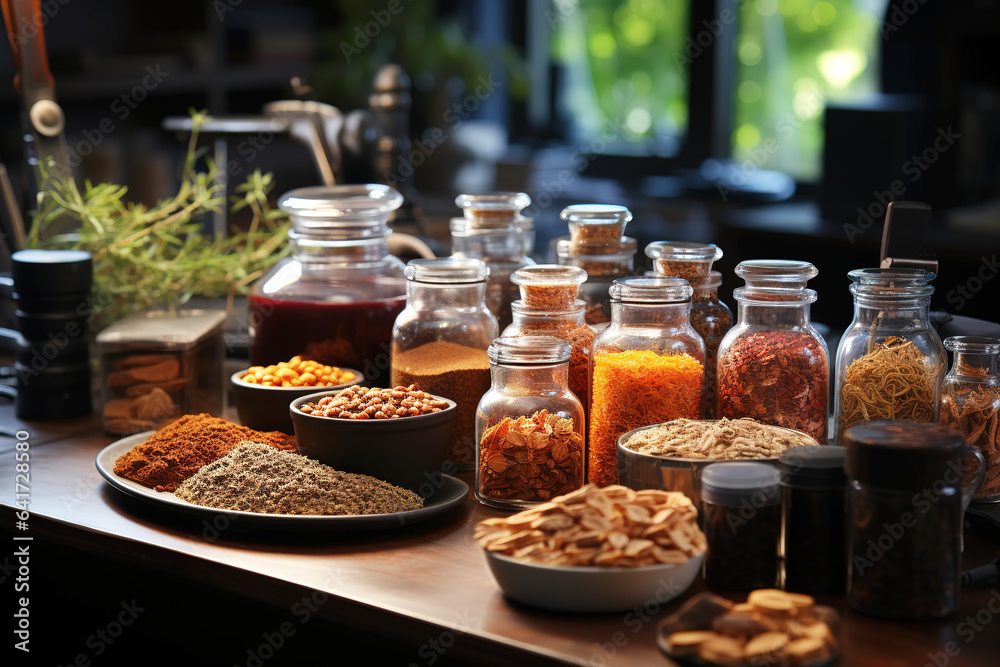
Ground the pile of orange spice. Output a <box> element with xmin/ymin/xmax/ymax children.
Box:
<box><xmin>588</xmin><ymin>350</ymin><xmax>704</xmax><ymax>486</ymax></box>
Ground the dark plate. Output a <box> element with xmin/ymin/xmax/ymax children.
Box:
<box><xmin>95</xmin><ymin>432</ymin><xmax>469</xmax><ymax>532</ymax></box>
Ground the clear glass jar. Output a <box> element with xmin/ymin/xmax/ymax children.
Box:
<box><xmin>647</xmin><ymin>241</ymin><xmax>733</xmax><ymax>419</ymax></box>
<box><xmin>248</xmin><ymin>184</ymin><xmax>407</xmax><ymax>387</ymax></box>
<box><xmin>701</xmin><ymin>462</ymin><xmax>781</xmax><ymax>591</ymax></box>
<box><xmin>589</xmin><ymin>276</ymin><xmax>706</xmax><ymax>487</ymax></box>
<box><xmin>475</xmin><ymin>336</ymin><xmax>585</xmax><ymax>509</ymax></box>
<box><xmin>717</xmin><ymin>260</ymin><xmax>829</xmax><ymax>443</ymax></box>
<box><xmin>391</xmin><ymin>258</ymin><xmax>498</xmax><ymax>471</ymax></box>
<box><xmin>556</xmin><ymin>204</ymin><xmax>636</xmax><ymax>326</ymax></box>
<box><xmin>834</xmin><ymin>268</ymin><xmax>946</xmax><ymax>445</ymax></box>
<box><xmin>505</xmin><ymin>266</ymin><xmax>595</xmax><ymax>414</ymax></box>
<box><xmin>845</xmin><ymin>421</ymin><xmax>985</xmax><ymax>619</ymax></box>
<box><xmin>940</xmin><ymin>336</ymin><xmax>1000</xmax><ymax>503</ymax></box>
<box><xmin>451</xmin><ymin>192</ymin><xmax>535</xmax><ymax>332</ymax></box>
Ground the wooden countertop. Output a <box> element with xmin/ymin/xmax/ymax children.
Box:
<box><xmin>2</xmin><ymin>403</ymin><xmax>999</xmax><ymax>666</ymax></box>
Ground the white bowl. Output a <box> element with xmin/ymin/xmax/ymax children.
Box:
<box><xmin>484</xmin><ymin>550</ymin><xmax>705</xmax><ymax>613</ymax></box>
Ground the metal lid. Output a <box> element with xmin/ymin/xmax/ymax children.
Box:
<box><xmin>700</xmin><ymin>461</ymin><xmax>781</xmax><ymax>508</ymax></box>
<box><xmin>12</xmin><ymin>249</ymin><xmax>92</xmax><ymax>296</ymax></box>
<box><xmin>778</xmin><ymin>445</ymin><xmax>847</xmax><ymax>488</ymax></box>
<box><xmin>844</xmin><ymin>420</ymin><xmax>965</xmax><ymax>490</ymax></box>
<box><xmin>404</xmin><ymin>258</ymin><xmax>489</xmax><ymax>284</ymax></box>
<box><xmin>487</xmin><ymin>335</ymin><xmax>571</xmax><ymax>365</ymax></box>
<box><xmin>610</xmin><ymin>276</ymin><xmax>693</xmax><ymax>303</ymax></box>
<box><xmin>96</xmin><ymin>309</ymin><xmax>228</xmax><ymax>349</ymax></box>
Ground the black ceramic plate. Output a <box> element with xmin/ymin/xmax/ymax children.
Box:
<box><xmin>96</xmin><ymin>432</ymin><xmax>469</xmax><ymax>532</ymax></box>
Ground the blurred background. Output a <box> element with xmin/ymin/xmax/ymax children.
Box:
<box><xmin>0</xmin><ymin>0</ymin><xmax>997</xmax><ymax>330</ymax></box>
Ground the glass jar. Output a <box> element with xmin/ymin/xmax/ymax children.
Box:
<box><xmin>717</xmin><ymin>260</ymin><xmax>829</xmax><ymax>443</ymax></box>
<box><xmin>834</xmin><ymin>268</ymin><xmax>946</xmax><ymax>445</ymax></box>
<box><xmin>248</xmin><ymin>184</ymin><xmax>407</xmax><ymax>387</ymax></box>
<box><xmin>647</xmin><ymin>241</ymin><xmax>733</xmax><ymax>419</ymax></box>
<box><xmin>845</xmin><ymin>421</ymin><xmax>985</xmax><ymax>619</ymax></box>
<box><xmin>940</xmin><ymin>336</ymin><xmax>1000</xmax><ymax>503</ymax></box>
<box><xmin>475</xmin><ymin>336</ymin><xmax>585</xmax><ymax>509</ymax></box>
<box><xmin>391</xmin><ymin>258</ymin><xmax>498</xmax><ymax>471</ymax></box>
<box><xmin>777</xmin><ymin>445</ymin><xmax>847</xmax><ymax>595</ymax></box>
<box><xmin>589</xmin><ymin>276</ymin><xmax>706</xmax><ymax>487</ymax></box>
<box><xmin>556</xmin><ymin>204</ymin><xmax>636</xmax><ymax>326</ymax></box>
<box><xmin>701</xmin><ymin>461</ymin><xmax>781</xmax><ymax>591</ymax></box>
<box><xmin>505</xmin><ymin>266</ymin><xmax>595</xmax><ymax>414</ymax></box>
<box><xmin>451</xmin><ymin>192</ymin><xmax>535</xmax><ymax>332</ymax></box>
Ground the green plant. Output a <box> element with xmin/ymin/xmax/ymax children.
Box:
<box><xmin>28</xmin><ymin>110</ymin><xmax>291</xmax><ymax>331</ymax></box>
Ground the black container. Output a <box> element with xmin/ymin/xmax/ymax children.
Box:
<box><xmin>0</xmin><ymin>249</ymin><xmax>93</xmax><ymax>420</ymax></box>
<box><xmin>700</xmin><ymin>461</ymin><xmax>781</xmax><ymax>591</ymax></box>
<box><xmin>778</xmin><ymin>445</ymin><xmax>847</xmax><ymax>595</ymax></box>
<box><xmin>845</xmin><ymin>421</ymin><xmax>985</xmax><ymax>619</ymax></box>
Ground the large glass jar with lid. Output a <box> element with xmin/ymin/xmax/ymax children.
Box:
<box><xmin>717</xmin><ymin>260</ymin><xmax>829</xmax><ymax>443</ymax></box>
<box><xmin>450</xmin><ymin>192</ymin><xmax>535</xmax><ymax>332</ymax></box>
<box><xmin>834</xmin><ymin>268</ymin><xmax>946</xmax><ymax>444</ymax></box>
<box><xmin>249</xmin><ymin>185</ymin><xmax>407</xmax><ymax>387</ymax></box>
<box><xmin>391</xmin><ymin>258</ymin><xmax>498</xmax><ymax>471</ymax></box>
<box><xmin>646</xmin><ymin>242</ymin><xmax>732</xmax><ymax>418</ymax></box>
<box><xmin>475</xmin><ymin>336</ymin><xmax>585</xmax><ymax>509</ymax></box>
<box><xmin>556</xmin><ymin>204</ymin><xmax>636</xmax><ymax>326</ymax></box>
<box><xmin>504</xmin><ymin>265</ymin><xmax>594</xmax><ymax>414</ymax></box>
<box><xmin>939</xmin><ymin>336</ymin><xmax>1000</xmax><ymax>502</ymax></box>
<box><xmin>589</xmin><ymin>276</ymin><xmax>706</xmax><ymax>487</ymax></box>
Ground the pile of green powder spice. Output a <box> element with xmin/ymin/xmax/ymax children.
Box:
<box><xmin>173</xmin><ymin>441</ymin><xmax>424</xmax><ymax>515</ymax></box>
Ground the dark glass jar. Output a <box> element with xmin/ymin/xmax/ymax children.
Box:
<box><xmin>778</xmin><ymin>445</ymin><xmax>847</xmax><ymax>595</ymax></box>
<box><xmin>701</xmin><ymin>462</ymin><xmax>781</xmax><ymax>591</ymax></box>
<box><xmin>845</xmin><ymin>421</ymin><xmax>985</xmax><ymax>619</ymax></box>
<box><xmin>248</xmin><ymin>185</ymin><xmax>407</xmax><ymax>387</ymax></box>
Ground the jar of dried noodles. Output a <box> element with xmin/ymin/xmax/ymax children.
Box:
<box><xmin>717</xmin><ymin>260</ymin><xmax>829</xmax><ymax>443</ymax></box>
<box><xmin>505</xmin><ymin>265</ymin><xmax>595</xmax><ymax>416</ymax></box>
<box><xmin>451</xmin><ymin>192</ymin><xmax>535</xmax><ymax>332</ymax></box>
<box><xmin>475</xmin><ymin>336</ymin><xmax>585</xmax><ymax>510</ymax></box>
<box><xmin>834</xmin><ymin>268</ymin><xmax>946</xmax><ymax>445</ymax></box>
<box><xmin>588</xmin><ymin>276</ymin><xmax>706</xmax><ymax>487</ymax></box>
<box><xmin>940</xmin><ymin>336</ymin><xmax>1000</xmax><ymax>503</ymax></box>
<box><xmin>555</xmin><ymin>204</ymin><xmax>636</xmax><ymax>326</ymax></box>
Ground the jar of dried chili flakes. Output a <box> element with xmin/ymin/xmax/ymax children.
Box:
<box><xmin>505</xmin><ymin>266</ymin><xmax>595</xmax><ymax>413</ymax></box>
<box><xmin>646</xmin><ymin>241</ymin><xmax>732</xmax><ymax>418</ymax></box>
<box><xmin>451</xmin><ymin>192</ymin><xmax>535</xmax><ymax>332</ymax></box>
<box><xmin>716</xmin><ymin>260</ymin><xmax>829</xmax><ymax>443</ymax></box>
<box><xmin>475</xmin><ymin>336</ymin><xmax>585</xmax><ymax>509</ymax></box>
<box><xmin>555</xmin><ymin>204</ymin><xmax>636</xmax><ymax>326</ymax></box>
<box><xmin>588</xmin><ymin>276</ymin><xmax>707</xmax><ymax>487</ymax></box>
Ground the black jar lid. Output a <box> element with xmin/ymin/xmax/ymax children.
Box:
<box><xmin>844</xmin><ymin>420</ymin><xmax>965</xmax><ymax>490</ymax></box>
<box><xmin>778</xmin><ymin>445</ymin><xmax>846</xmax><ymax>489</ymax></box>
<box><xmin>12</xmin><ymin>249</ymin><xmax>92</xmax><ymax>296</ymax></box>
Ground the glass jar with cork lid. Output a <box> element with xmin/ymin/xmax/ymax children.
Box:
<box><xmin>646</xmin><ymin>241</ymin><xmax>732</xmax><ymax>418</ymax></box>
<box><xmin>588</xmin><ymin>276</ymin><xmax>706</xmax><ymax>487</ymax></box>
<box><xmin>834</xmin><ymin>268</ymin><xmax>946</xmax><ymax>445</ymax></box>
<box><xmin>716</xmin><ymin>260</ymin><xmax>829</xmax><ymax>443</ymax></box>
<box><xmin>248</xmin><ymin>184</ymin><xmax>407</xmax><ymax>387</ymax></box>
<box><xmin>504</xmin><ymin>265</ymin><xmax>595</xmax><ymax>414</ymax></box>
<box><xmin>450</xmin><ymin>192</ymin><xmax>535</xmax><ymax>332</ymax></box>
<box><xmin>475</xmin><ymin>335</ymin><xmax>585</xmax><ymax>509</ymax></box>
<box><xmin>391</xmin><ymin>258</ymin><xmax>498</xmax><ymax>471</ymax></box>
<box><xmin>555</xmin><ymin>204</ymin><xmax>636</xmax><ymax>326</ymax></box>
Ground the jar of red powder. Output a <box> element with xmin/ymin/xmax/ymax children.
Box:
<box><xmin>716</xmin><ymin>260</ymin><xmax>829</xmax><ymax>443</ymax></box>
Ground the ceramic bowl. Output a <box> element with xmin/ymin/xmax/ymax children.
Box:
<box><xmin>484</xmin><ymin>550</ymin><xmax>705</xmax><ymax>613</ymax></box>
<box><xmin>616</xmin><ymin>421</ymin><xmax>819</xmax><ymax>507</ymax></box>
<box><xmin>230</xmin><ymin>368</ymin><xmax>363</xmax><ymax>434</ymax></box>
<box><xmin>289</xmin><ymin>390</ymin><xmax>457</xmax><ymax>492</ymax></box>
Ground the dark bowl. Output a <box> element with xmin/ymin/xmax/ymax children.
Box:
<box><xmin>289</xmin><ymin>390</ymin><xmax>458</xmax><ymax>492</ymax></box>
<box><xmin>230</xmin><ymin>369</ymin><xmax>363</xmax><ymax>434</ymax></box>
